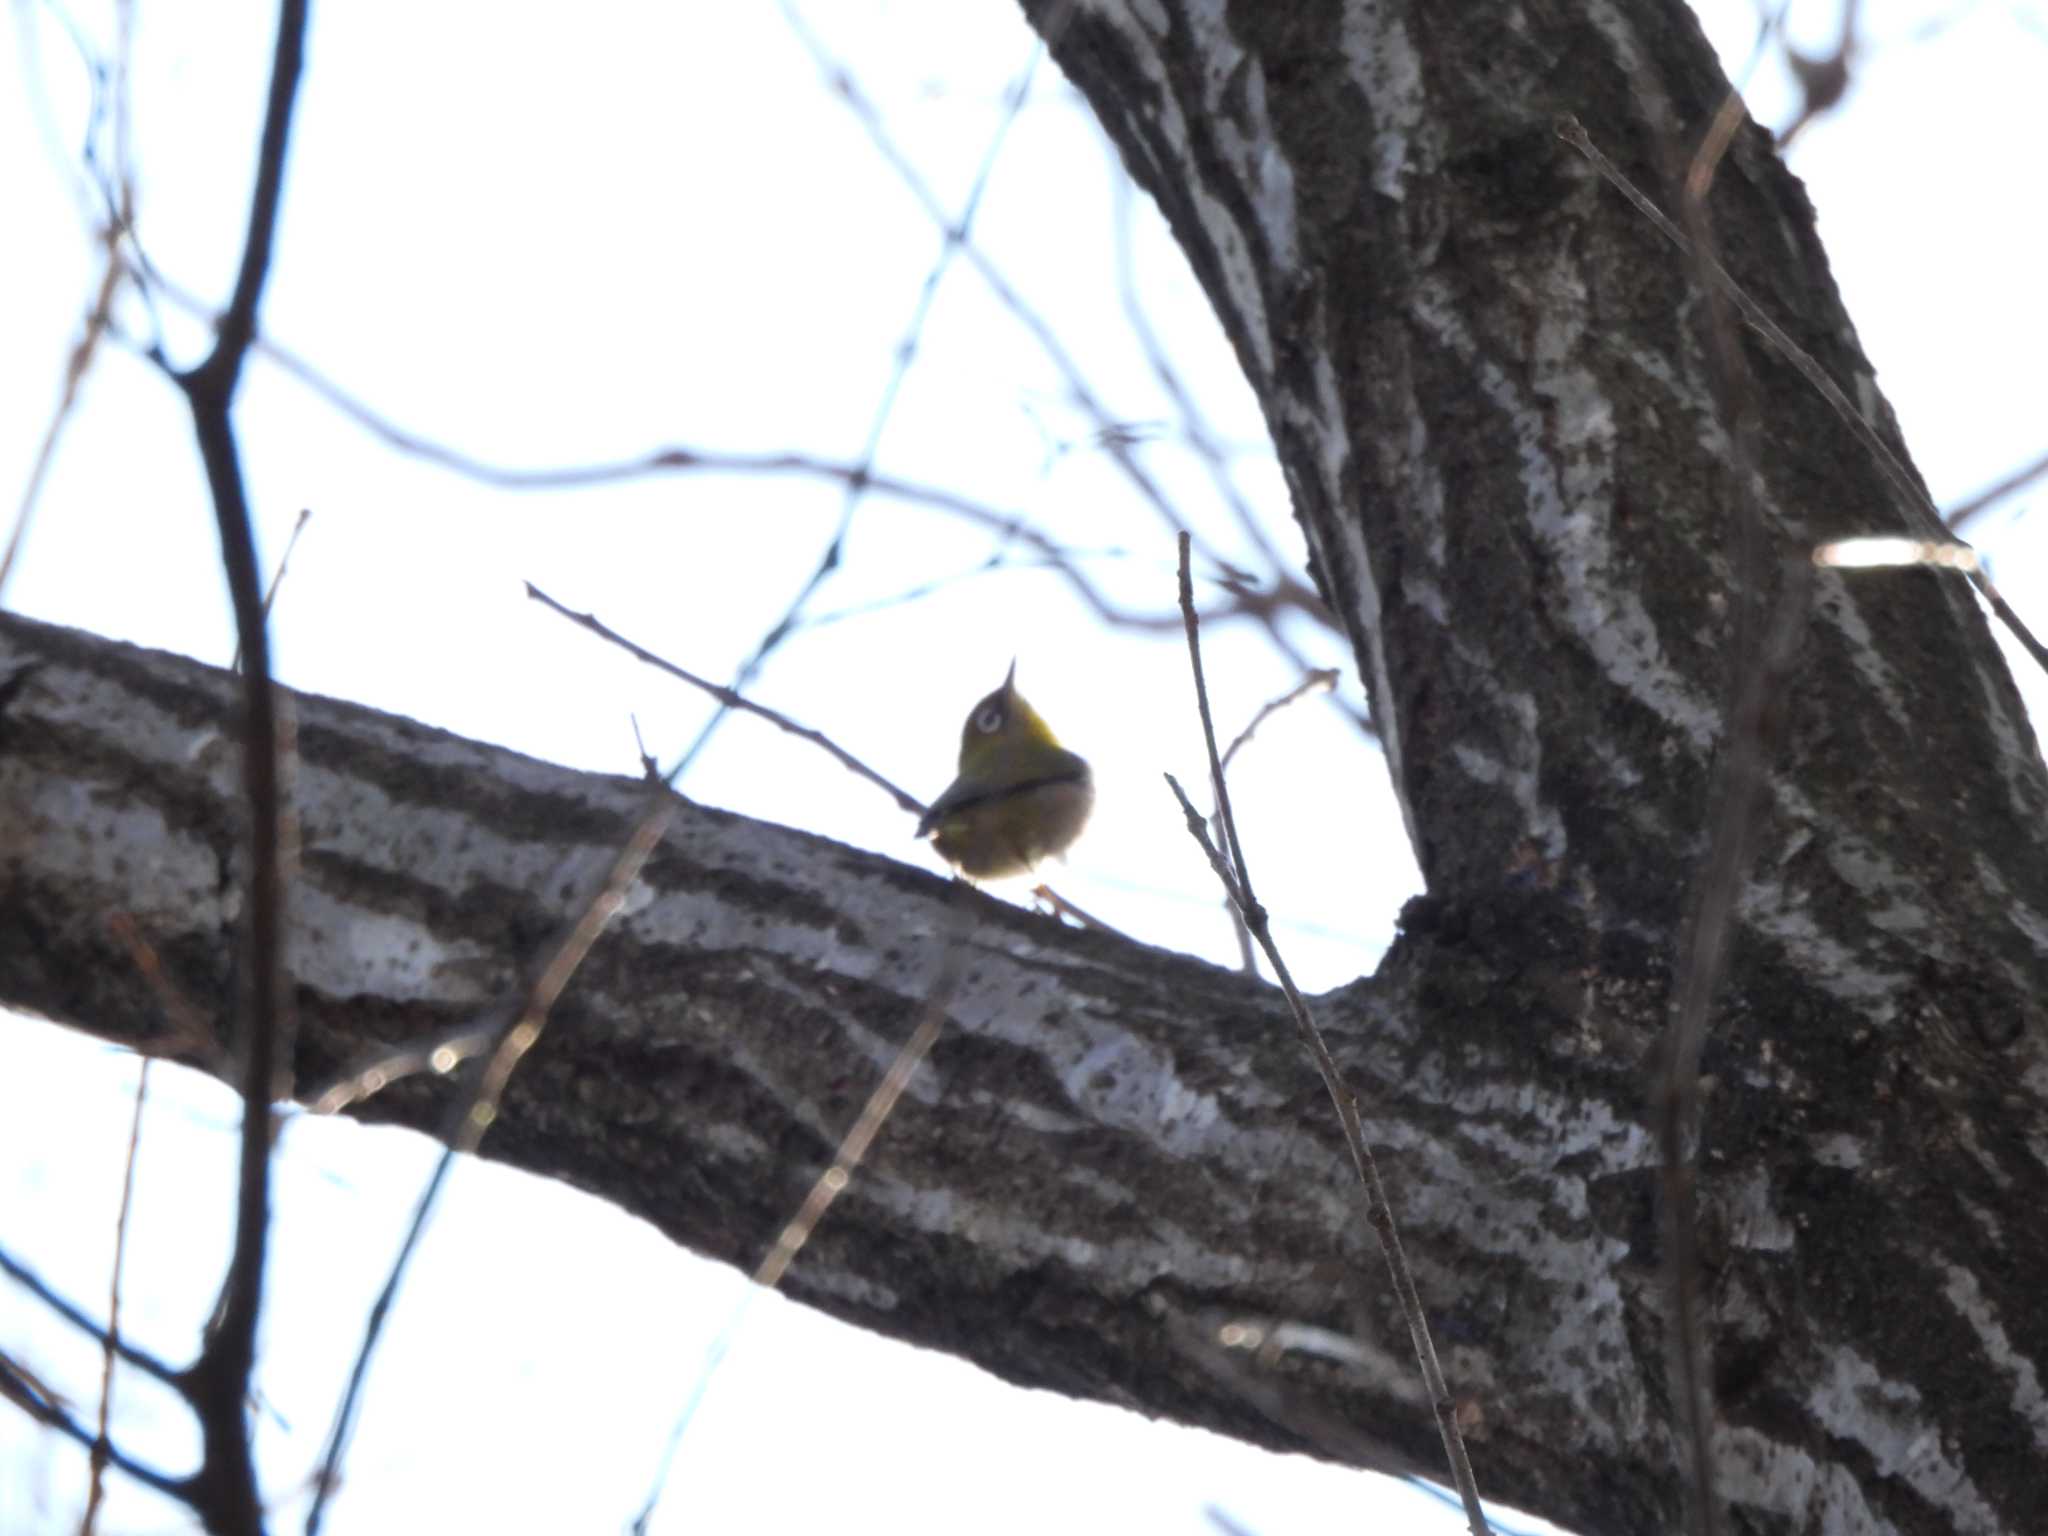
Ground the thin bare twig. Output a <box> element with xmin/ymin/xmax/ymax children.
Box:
<box><xmin>3</xmin><ymin>229</ymin><xmax>124</xmax><ymax>600</ymax></box>
<box><xmin>525</xmin><ymin>582</ymin><xmax>926</xmax><ymax>816</ymax></box>
<box><xmin>1030</xmin><ymin>882</ymin><xmax>1131</xmax><ymax>938</ymax></box>
<box><xmin>785</xmin><ymin>1</ymin><xmax>1151</xmax><ymax>544</ymax></box>
<box><xmin>1651</xmin><ymin>560</ymin><xmax>1809</xmax><ymax>1526</ymax></box>
<box><xmin>1178</xmin><ymin>561</ymin><xmax>1255</xmax><ymax>914</ymax></box>
<box><xmin>135</xmin><ymin>269</ymin><xmax>1201</xmax><ymax>640</ymax></box>
<box><xmin>1156</xmin><ymin>1296</ymin><xmax>1417</xmax><ymax>1475</ymax></box>
<box><xmin>0</xmin><ymin>1348</ymin><xmax>184</xmax><ymax>1503</ymax></box>
<box><xmin>631</xmin><ymin>887</ymin><xmax>976</xmax><ymax>1532</ymax></box>
<box><xmin>671</xmin><ymin>5</ymin><xmax>1052</xmax><ymax>782</ymax></box>
<box><xmin>82</xmin><ymin>1057</ymin><xmax>151</xmax><ymax>1536</ymax></box>
<box><xmin>796</xmin><ymin>545</ymin><xmax>1330</xmax><ymax>640</ymax></box>
<box><xmin>320</xmin><ymin>569</ymin><xmax>986</xmax><ymax>1123</ymax></box>
<box><xmin>303</xmin><ymin>1020</ymin><xmax>497</xmax><ymax>1116</ymax></box>
<box><xmin>231</xmin><ymin>506</ymin><xmax>313</xmax><ymax>674</ymax></box>
<box><xmin>1168</xmin><ymin>533</ymin><xmax>1491</xmax><ymax>1535</ymax></box>
<box><xmin>0</xmin><ymin>1246</ymin><xmax>182</xmax><ymax>1390</ymax></box>
<box><xmin>1658</xmin><ymin>94</ymin><xmax>1778</xmax><ymax>1536</ymax></box>
<box><xmin>1569</xmin><ymin>98</ymin><xmax>1968</xmax><ymax>1534</ymax></box>
<box><xmin>136</xmin><ymin>264</ymin><xmax>1344</xmax><ymax>671</ymax></box>
<box><xmin>1208</xmin><ymin>668</ymin><xmax>1341</xmax><ymax>974</ymax></box>
<box><xmin>752</xmin><ymin>926</ymin><xmax>967</xmax><ymax>1290</ymax></box>
<box><xmin>1110</xmin><ymin>159</ymin><xmax>1292</xmax><ymax>583</ymax></box>
<box><xmin>2</xmin><ymin>0</ymin><xmax>139</xmax><ymax>600</ymax></box>
<box><xmin>307</xmin><ymin>784</ymin><xmax>678</xmax><ymax>1533</ymax></box>
<box><xmin>785</xmin><ymin>0</ymin><xmax>1366</xmax><ymax>732</ymax></box>
<box><xmin>106</xmin><ymin>911</ymin><xmax>223</xmax><ymax>1066</ymax></box>
<box><xmin>1555</xmin><ymin>115</ymin><xmax>2048</xmax><ymax>684</ymax></box>
<box><xmin>1217</xmin><ymin>669</ymin><xmax>1342</xmax><ymax>777</ymax></box>
<box><xmin>1946</xmin><ymin>445</ymin><xmax>2048</xmax><ymax>531</ymax></box>
<box><xmin>456</xmin><ymin>800</ymin><xmax>676</xmax><ymax>1148</ymax></box>
<box><xmin>13</xmin><ymin>5</ymin><xmax>320</xmax><ymax>1507</ymax></box>
<box><xmin>629</xmin><ymin>712</ymin><xmax>660</xmax><ymax>777</ymax></box>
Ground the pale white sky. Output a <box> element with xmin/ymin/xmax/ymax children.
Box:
<box><xmin>2</xmin><ymin>1</ymin><xmax>2042</xmax><ymax>1532</ymax></box>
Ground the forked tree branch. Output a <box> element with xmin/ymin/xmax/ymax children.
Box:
<box><xmin>160</xmin><ymin>1</ymin><xmax>309</xmax><ymax>1529</ymax></box>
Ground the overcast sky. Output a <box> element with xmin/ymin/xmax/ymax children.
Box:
<box><xmin>3</xmin><ymin>2</ymin><xmax>2043</xmax><ymax>1532</ymax></box>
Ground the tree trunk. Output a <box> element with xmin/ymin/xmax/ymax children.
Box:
<box><xmin>1016</xmin><ymin>0</ymin><xmax>2048</xmax><ymax>1532</ymax></box>
<box><xmin>4</xmin><ymin>2</ymin><xmax>2046</xmax><ymax>1533</ymax></box>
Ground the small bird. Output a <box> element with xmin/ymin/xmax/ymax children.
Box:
<box><xmin>917</xmin><ymin>661</ymin><xmax>1094</xmax><ymax>881</ymax></box>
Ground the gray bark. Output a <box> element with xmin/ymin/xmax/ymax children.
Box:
<box><xmin>1017</xmin><ymin>0</ymin><xmax>2048</xmax><ymax>1532</ymax></box>
<box><xmin>4</xmin><ymin>1</ymin><xmax>2047</xmax><ymax>1532</ymax></box>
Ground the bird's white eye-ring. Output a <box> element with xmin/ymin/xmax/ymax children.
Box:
<box><xmin>974</xmin><ymin>705</ymin><xmax>1005</xmax><ymax>734</ymax></box>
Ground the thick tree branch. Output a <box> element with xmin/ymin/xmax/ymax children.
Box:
<box><xmin>0</xmin><ymin>611</ymin><xmax>1692</xmax><ymax>1531</ymax></box>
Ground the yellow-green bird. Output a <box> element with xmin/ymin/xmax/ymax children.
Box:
<box><xmin>918</xmin><ymin>661</ymin><xmax>1093</xmax><ymax>880</ymax></box>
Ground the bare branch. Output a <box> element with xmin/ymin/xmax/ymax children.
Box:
<box><xmin>82</xmin><ymin>1056</ymin><xmax>151</xmax><ymax>1536</ymax></box>
<box><xmin>308</xmin><ymin>783</ymin><xmax>678</xmax><ymax>1533</ymax></box>
<box><xmin>1207</xmin><ymin>668</ymin><xmax>1340</xmax><ymax>975</ymax></box>
<box><xmin>1177</xmin><ymin>551</ymin><xmax>1256</xmax><ymax>915</ymax></box>
<box><xmin>3</xmin><ymin>226</ymin><xmax>124</xmax><ymax>600</ymax></box>
<box><xmin>304</xmin><ymin>1020</ymin><xmax>496</xmax><ymax>1117</ymax></box>
<box><xmin>231</xmin><ymin>506</ymin><xmax>313</xmax><ymax>674</ymax></box>
<box><xmin>136</xmin><ymin>269</ymin><xmax>1221</xmax><ymax>642</ymax></box>
<box><xmin>525</xmin><ymin>582</ymin><xmax>926</xmax><ymax>816</ymax></box>
<box><xmin>0</xmin><ymin>1247</ymin><xmax>184</xmax><ymax>1392</ymax></box>
<box><xmin>158</xmin><ymin>4</ymin><xmax>309</xmax><ymax>1530</ymax></box>
<box><xmin>1169</xmin><ymin>533</ymin><xmax>1491</xmax><ymax>1536</ymax></box>
<box><xmin>753</xmin><ymin>901</ymin><xmax>969</xmax><ymax>1292</ymax></box>
<box><xmin>634</xmin><ymin>885</ymin><xmax>974</xmax><ymax>1531</ymax></box>
<box><xmin>671</xmin><ymin>5</ymin><xmax>1054</xmax><ymax>779</ymax></box>
<box><xmin>1110</xmin><ymin>159</ymin><xmax>1292</xmax><ymax>582</ymax></box>
<box><xmin>779</xmin><ymin>0</ymin><xmax>1363</xmax><ymax>729</ymax></box>
<box><xmin>1217</xmin><ymin>669</ymin><xmax>1341</xmax><ymax>778</ymax></box>
<box><xmin>1651</xmin><ymin>559</ymin><xmax>1809</xmax><ymax>1536</ymax></box>
<box><xmin>3</xmin><ymin>0</ymin><xmax>142</xmax><ymax>608</ymax></box>
<box><xmin>1946</xmin><ymin>445</ymin><xmax>2048</xmax><ymax>531</ymax></box>
<box><xmin>1657</xmin><ymin>85</ymin><xmax>1780</xmax><ymax>1536</ymax></box>
<box><xmin>1029</xmin><ymin>881</ymin><xmax>1130</xmax><ymax>938</ymax></box>
<box><xmin>108</xmin><ymin>911</ymin><xmax>225</xmax><ymax>1067</ymax></box>
<box><xmin>0</xmin><ymin>1348</ymin><xmax>185</xmax><ymax>1504</ymax></box>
